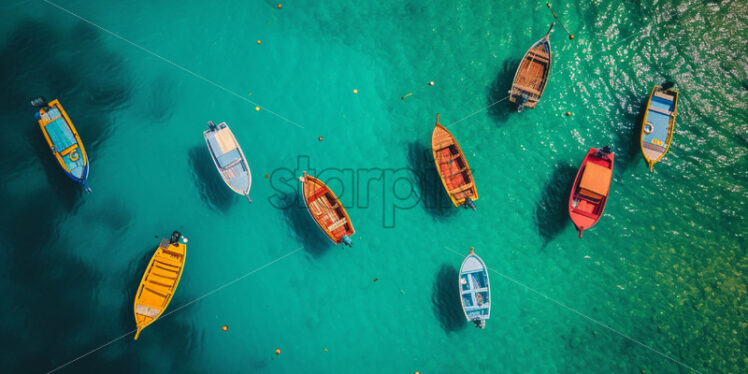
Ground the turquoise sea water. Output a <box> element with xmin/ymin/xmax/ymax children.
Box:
<box><xmin>1</xmin><ymin>0</ymin><xmax>745</xmax><ymax>373</ymax></box>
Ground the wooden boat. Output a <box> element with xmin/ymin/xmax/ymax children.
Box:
<box><xmin>509</xmin><ymin>23</ymin><xmax>554</xmax><ymax>112</ymax></box>
<box><xmin>568</xmin><ymin>147</ymin><xmax>615</xmax><ymax>238</ymax></box>
<box><xmin>204</xmin><ymin>121</ymin><xmax>252</xmax><ymax>201</ymax></box>
<box><xmin>431</xmin><ymin>114</ymin><xmax>478</xmax><ymax>210</ymax></box>
<box><xmin>299</xmin><ymin>171</ymin><xmax>354</xmax><ymax>246</ymax></box>
<box><xmin>31</xmin><ymin>97</ymin><xmax>91</xmax><ymax>192</ymax></box>
<box><xmin>640</xmin><ymin>85</ymin><xmax>678</xmax><ymax>172</ymax></box>
<box><xmin>133</xmin><ymin>231</ymin><xmax>188</xmax><ymax>340</ymax></box>
<box><xmin>459</xmin><ymin>247</ymin><xmax>490</xmax><ymax>329</ymax></box>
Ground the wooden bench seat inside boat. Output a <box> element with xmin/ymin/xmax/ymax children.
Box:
<box><xmin>579</xmin><ymin>163</ymin><xmax>612</xmax><ymax>198</ymax></box>
<box><xmin>154</xmin><ymin>254</ymin><xmax>182</xmax><ymax>267</ymax></box>
<box><xmin>449</xmin><ymin>183</ymin><xmax>474</xmax><ymax>194</ymax></box>
<box><xmin>145</xmin><ymin>282</ymin><xmax>171</xmax><ymax>297</ymax></box>
<box><xmin>654</xmin><ymin>91</ymin><xmax>675</xmax><ymax>102</ymax></box>
<box><xmin>135</xmin><ymin>304</ymin><xmax>161</xmax><ymax>318</ymax></box>
<box><xmin>642</xmin><ymin>142</ymin><xmax>665</xmax><ymax>152</ymax></box>
<box><xmin>60</xmin><ymin>144</ymin><xmax>78</xmax><ymax>156</ymax></box>
<box><xmin>150</xmin><ymin>270</ymin><xmax>178</xmax><ymax>282</ymax></box>
<box><xmin>529</xmin><ymin>51</ymin><xmax>550</xmax><ymax>63</ymax></box>
<box><xmin>514</xmin><ymin>84</ymin><xmax>541</xmax><ymax>96</ymax></box>
<box><xmin>649</xmin><ymin>106</ymin><xmax>673</xmax><ymax>116</ymax></box>
<box><xmin>328</xmin><ymin>217</ymin><xmax>348</xmax><ymax>231</ymax></box>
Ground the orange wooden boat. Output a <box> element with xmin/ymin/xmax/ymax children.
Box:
<box><xmin>133</xmin><ymin>231</ymin><xmax>187</xmax><ymax>340</ymax></box>
<box><xmin>300</xmin><ymin>171</ymin><xmax>354</xmax><ymax>246</ymax></box>
<box><xmin>568</xmin><ymin>147</ymin><xmax>615</xmax><ymax>238</ymax></box>
<box><xmin>509</xmin><ymin>23</ymin><xmax>554</xmax><ymax>112</ymax></box>
<box><xmin>431</xmin><ymin>114</ymin><xmax>477</xmax><ymax>210</ymax></box>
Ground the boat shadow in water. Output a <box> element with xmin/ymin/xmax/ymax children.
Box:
<box><xmin>0</xmin><ymin>19</ymin><xmax>131</xmax><ymax>199</ymax></box>
<box><xmin>431</xmin><ymin>264</ymin><xmax>466</xmax><ymax>333</ymax></box>
<box><xmin>406</xmin><ymin>142</ymin><xmax>458</xmax><ymax>220</ymax></box>
<box><xmin>487</xmin><ymin>59</ymin><xmax>521</xmax><ymax>123</ymax></box>
<box><xmin>534</xmin><ymin>161</ymin><xmax>577</xmax><ymax>247</ymax></box>
<box><xmin>277</xmin><ymin>192</ymin><xmax>332</xmax><ymax>258</ymax></box>
<box><xmin>611</xmin><ymin>94</ymin><xmax>648</xmax><ymax>174</ymax></box>
<box><xmin>188</xmin><ymin>146</ymin><xmax>235</xmax><ymax>212</ymax></box>
<box><xmin>24</xmin><ymin>123</ymin><xmax>83</xmax><ymax>209</ymax></box>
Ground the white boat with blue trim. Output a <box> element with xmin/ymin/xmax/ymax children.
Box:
<box><xmin>459</xmin><ymin>247</ymin><xmax>491</xmax><ymax>328</ymax></box>
<box><xmin>203</xmin><ymin>121</ymin><xmax>252</xmax><ymax>202</ymax></box>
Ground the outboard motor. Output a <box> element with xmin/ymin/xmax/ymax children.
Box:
<box><xmin>30</xmin><ymin>96</ymin><xmax>48</xmax><ymax>108</ymax></box>
<box><xmin>30</xmin><ymin>97</ymin><xmax>50</xmax><ymax>116</ymax></box>
<box><xmin>516</xmin><ymin>94</ymin><xmax>528</xmax><ymax>113</ymax></box>
<box><xmin>662</xmin><ymin>81</ymin><xmax>675</xmax><ymax>90</ymax></box>
<box><xmin>463</xmin><ymin>197</ymin><xmax>476</xmax><ymax>211</ymax></box>
<box><xmin>597</xmin><ymin>146</ymin><xmax>612</xmax><ymax>158</ymax></box>
<box><xmin>207</xmin><ymin>120</ymin><xmax>217</xmax><ymax>130</ymax></box>
<box><xmin>170</xmin><ymin>231</ymin><xmax>182</xmax><ymax>245</ymax></box>
<box><xmin>342</xmin><ymin>235</ymin><xmax>353</xmax><ymax>247</ymax></box>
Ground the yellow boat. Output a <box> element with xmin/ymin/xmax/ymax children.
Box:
<box><xmin>640</xmin><ymin>85</ymin><xmax>678</xmax><ymax>172</ymax></box>
<box><xmin>133</xmin><ymin>231</ymin><xmax>188</xmax><ymax>340</ymax></box>
<box><xmin>32</xmin><ymin>97</ymin><xmax>91</xmax><ymax>191</ymax></box>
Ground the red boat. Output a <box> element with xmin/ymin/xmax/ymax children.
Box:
<box><xmin>568</xmin><ymin>147</ymin><xmax>615</xmax><ymax>238</ymax></box>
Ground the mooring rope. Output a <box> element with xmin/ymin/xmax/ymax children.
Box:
<box><xmin>45</xmin><ymin>247</ymin><xmax>303</xmax><ymax>374</ymax></box>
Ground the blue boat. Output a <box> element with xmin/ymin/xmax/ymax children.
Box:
<box><xmin>640</xmin><ymin>85</ymin><xmax>679</xmax><ymax>172</ymax></box>
<box><xmin>32</xmin><ymin>97</ymin><xmax>91</xmax><ymax>192</ymax></box>
<box><xmin>459</xmin><ymin>247</ymin><xmax>491</xmax><ymax>328</ymax></box>
<box><xmin>203</xmin><ymin>121</ymin><xmax>252</xmax><ymax>202</ymax></box>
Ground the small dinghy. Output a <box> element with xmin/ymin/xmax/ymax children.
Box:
<box><xmin>431</xmin><ymin>114</ymin><xmax>478</xmax><ymax>210</ymax></box>
<box><xmin>299</xmin><ymin>171</ymin><xmax>354</xmax><ymax>246</ymax></box>
<box><xmin>640</xmin><ymin>84</ymin><xmax>678</xmax><ymax>172</ymax></box>
<box><xmin>31</xmin><ymin>97</ymin><xmax>91</xmax><ymax>192</ymax></box>
<box><xmin>569</xmin><ymin>147</ymin><xmax>615</xmax><ymax>238</ymax></box>
<box><xmin>133</xmin><ymin>231</ymin><xmax>188</xmax><ymax>340</ymax></box>
<box><xmin>509</xmin><ymin>23</ymin><xmax>554</xmax><ymax>112</ymax></box>
<box><xmin>459</xmin><ymin>247</ymin><xmax>490</xmax><ymax>329</ymax></box>
<box><xmin>203</xmin><ymin>121</ymin><xmax>252</xmax><ymax>202</ymax></box>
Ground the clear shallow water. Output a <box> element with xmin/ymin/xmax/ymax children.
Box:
<box><xmin>0</xmin><ymin>0</ymin><xmax>745</xmax><ymax>373</ymax></box>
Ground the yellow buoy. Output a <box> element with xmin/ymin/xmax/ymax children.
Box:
<box><xmin>257</xmin><ymin>40</ymin><xmax>262</xmax><ymax>44</ymax></box>
<box><xmin>255</xmin><ymin>106</ymin><xmax>260</xmax><ymax>112</ymax></box>
<box><xmin>353</xmin><ymin>89</ymin><xmax>358</xmax><ymax>94</ymax></box>
<box><xmin>222</xmin><ymin>325</ymin><xmax>228</xmax><ymax>331</ymax></box>
<box><xmin>275</xmin><ymin>348</ymin><xmax>281</xmax><ymax>355</ymax></box>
